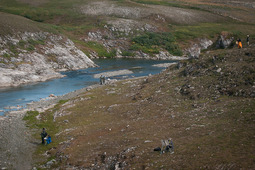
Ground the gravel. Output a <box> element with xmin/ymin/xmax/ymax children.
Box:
<box><xmin>0</xmin><ymin>112</ymin><xmax>34</xmax><ymax>169</ymax></box>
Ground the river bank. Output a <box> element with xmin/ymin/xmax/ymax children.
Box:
<box><xmin>0</xmin><ymin>82</ymin><xmax>103</xmax><ymax>169</ymax></box>
<box><xmin>0</xmin><ymin>61</ymin><xmax>174</xmax><ymax>168</ymax></box>
<box><xmin>0</xmin><ymin>75</ymin><xmax>147</xmax><ymax>169</ymax></box>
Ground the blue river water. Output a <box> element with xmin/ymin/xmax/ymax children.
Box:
<box><xmin>0</xmin><ymin>58</ymin><xmax>176</xmax><ymax>115</ymax></box>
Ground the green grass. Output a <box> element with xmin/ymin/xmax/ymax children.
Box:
<box><xmin>23</xmin><ymin>111</ymin><xmax>40</xmax><ymax>126</ymax></box>
<box><xmin>131</xmin><ymin>32</ymin><xmax>183</xmax><ymax>56</ymax></box>
<box><xmin>131</xmin><ymin>0</ymin><xmax>205</xmax><ymax>11</ymax></box>
<box><xmin>173</xmin><ymin>22</ymin><xmax>255</xmax><ymax>42</ymax></box>
<box><xmin>22</xmin><ymin>100</ymin><xmax>69</xmax><ymax>157</ymax></box>
<box><xmin>121</xmin><ymin>50</ymin><xmax>135</xmax><ymax>57</ymax></box>
<box><xmin>0</xmin><ymin>0</ymin><xmax>100</xmax><ymax>28</ymax></box>
<box><xmin>0</xmin><ymin>0</ymin><xmax>81</xmax><ymax>22</ymax></box>
<box><xmin>76</xmin><ymin>40</ymin><xmax>117</xmax><ymax>58</ymax></box>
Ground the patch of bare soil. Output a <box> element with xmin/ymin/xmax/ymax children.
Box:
<box><xmin>79</xmin><ymin>0</ymin><xmax>225</xmax><ymax>24</ymax></box>
<box><xmin>0</xmin><ymin>111</ymin><xmax>35</xmax><ymax>169</ymax></box>
<box><xmin>180</xmin><ymin>0</ymin><xmax>255</xmax><ymax>23</ymax></box>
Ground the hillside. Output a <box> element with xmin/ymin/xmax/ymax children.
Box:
<box><xmin>22</xmin><ymin>45</ymin><xmax>255</xmax><ymax>169</ymax></box>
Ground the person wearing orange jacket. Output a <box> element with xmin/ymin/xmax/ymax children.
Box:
<box><xmin>238</xmin><ymin>38</ymin><xmax>242</xmax><ymax>48</ymax></box>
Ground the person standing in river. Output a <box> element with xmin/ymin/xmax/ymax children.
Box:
<box><xmin>40</xmin><ymin>128</ymin><xmax>47</xmax><ymax>144</ymax></box>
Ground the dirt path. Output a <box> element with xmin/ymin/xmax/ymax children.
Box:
<box><xmin>0</xmin><ymin>112</ymin><xmax>35</xmax><ymax>169</ymax></box>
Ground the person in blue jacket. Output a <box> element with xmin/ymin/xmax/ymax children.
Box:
<box><xmin>46</xmin><ymin>135</ymin><xmax>52</xmax><ymax>145</ymax></box>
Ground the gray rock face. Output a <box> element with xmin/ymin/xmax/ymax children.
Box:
<box><xmin>184</xmin><ymin>38</ymin><xmax>213</xmax><ymax>59</ymax></box>
<box><xmin>0</xmin><ymin>32</ymin><xmax>96</xmax><ymax>87</ymax></box>
<box><xmin>216</xmin><ymin>35</ymin><xmax>234</xmax><ymax>49</ymax></box>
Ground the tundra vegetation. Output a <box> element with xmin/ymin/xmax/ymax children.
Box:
<box><xmin>1</xmin><ymin>0</ymin><xmax>255</xmax><ymax>58</ymax></box>
<box><xmin>1</xmin><ymin>0</ymin><xmax>255</xmax><ymax>169</ymax></box>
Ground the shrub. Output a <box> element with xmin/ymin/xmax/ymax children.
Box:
<box><xmin>103</xmin><ymin>49</ymin><xmax>117</xmax><ymax>58</ymax></box>
<box><xmin>131</xmin><ymin>32</ymin><xmax>183</xmax><ymax>56</ymax></box>
<box><xmin>121</xmin><ymin>50</ymin><xmax>135</xmax><ymax>57</ymax></box>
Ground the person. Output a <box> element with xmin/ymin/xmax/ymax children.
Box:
<box><xmin>166</xmin><ymin>139</ymin><xmax>174</xmax><ymax>153</ymax></box>
<box><xmin>247</xmin><ymin>35</ymin><xmax>250</xmax><ymax>46</ymax></box>
<box><xmin>238</xmin><ymin>38</ymin><xmax>242</xmax><ymax>48</ymax></box>
<box><xmin>102</xmin><ymin>75</ymin><xmax>106</xmax><ymax>84</ymax></box>
<box><xmin>160</xmin><ymin>138</ymin><xmax>174</xmax><ymax>154</ymax></box>
<box><xmin>45</xmin><ymin>135</ymin><xmax>52</xmax><ymax>145</ymax></box>
<box><xmin>40</xmin><ymin>128</ymin><xmax>47</xmax><ymax>144</ymax></box>
<box><xmin>100</xmin><ymin>75</ymin><xmax>103</xmax><ymax>85</ymax></box>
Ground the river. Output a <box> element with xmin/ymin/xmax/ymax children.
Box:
<box><xmin>0</xmin><ymin>58</ymin><xmax>176</xmax><ymax>115</ymax></box>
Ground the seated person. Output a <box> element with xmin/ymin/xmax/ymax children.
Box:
<box><xmin>45</xmin><ymin>135</ymin><xmax>52</xmax><ymax>144</ymax></box>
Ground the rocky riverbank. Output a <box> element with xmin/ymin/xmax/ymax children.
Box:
<box><xmin>0</xmin><ymin>13</ymin><xmax>97</xmax><ymax>88</ymax></box>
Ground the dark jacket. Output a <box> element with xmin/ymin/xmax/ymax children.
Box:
<box><xmin>41</xmin><ymin>130</ymin><xmax>47</xmax><ymax>138</ymax></box>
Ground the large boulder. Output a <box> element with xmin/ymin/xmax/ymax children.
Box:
<box><xmin>215</xmin><ymin>33</ymin><xmax>235</xmax><ymax>49</ymax></box>
<box><xmin>184</xmin><ymin>38</ymin><xmax>213</xmax><ymax>59</ymax></box>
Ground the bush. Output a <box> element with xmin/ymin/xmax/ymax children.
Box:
<box><xmin>131</xmin><ymin>32</ymin><xmax>182</xmax><ymax>56</ymax></box>
<box><xmin>121</xmin><ymin>50</ymin><xmax>135</xmax><ymax>57</ymax></box>
<box><xmin>104</xmin><ymin>49</ymin><xmax>117</xmax><ymax>58</ymax></box>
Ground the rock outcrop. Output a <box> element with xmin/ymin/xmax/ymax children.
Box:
<box><xmin>183</xmin><ymin>38</ymin><xmax>213</xmax><ymax>59</ymax></box>
<box><xmin>0</xmin><ymin>32</ymin><xmax>96</xmax><ymax>87</ymax></box>
<box><xmin>215</xmin><ymin>34</ymin><xmax>235</xmax><ymax>49</ymax></box>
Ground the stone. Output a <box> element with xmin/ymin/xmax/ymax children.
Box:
<box><xmin>184</xmin><ymin>38</ymin><xmax>213</xmax><ymax>59</ymax></box>
<box><xmin>216</xmin><ymin>35</ymin><xmax>234</xmax><ymax>49</ymax></box>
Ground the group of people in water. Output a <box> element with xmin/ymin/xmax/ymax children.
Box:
<box><xmin>40</xmin><ymin>128</ymin><xmax>52</xmax><ymax>145</ymax></box>
<box><xmin>237</xmin><ymin>34</ymin><xmax>250</xmax><ymax>49</ymax></box>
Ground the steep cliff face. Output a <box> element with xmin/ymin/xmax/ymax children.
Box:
<box><xmin>0</xmin><ymin>13</ymin><xmax>96</xmax><ymax>87</ymax></box>
<box><xmin>0</xmin><ymin>32</ymin><xmax>96</xmax><ymax>87</ymax></box>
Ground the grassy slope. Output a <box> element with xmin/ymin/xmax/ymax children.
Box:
<box><xmin>0</xmin><ymin>12</ymin><xmax>42</xmax><ymax>36</ymax></box>
<box><xmin>25</xmin><ymin>45</ymin><xmax>255</xmax><ymax>169</ymax></box>
<box><xmin>1</xmin><ymin>0</ymin><xmax>255</xmax><ymax>56</ymax></box>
